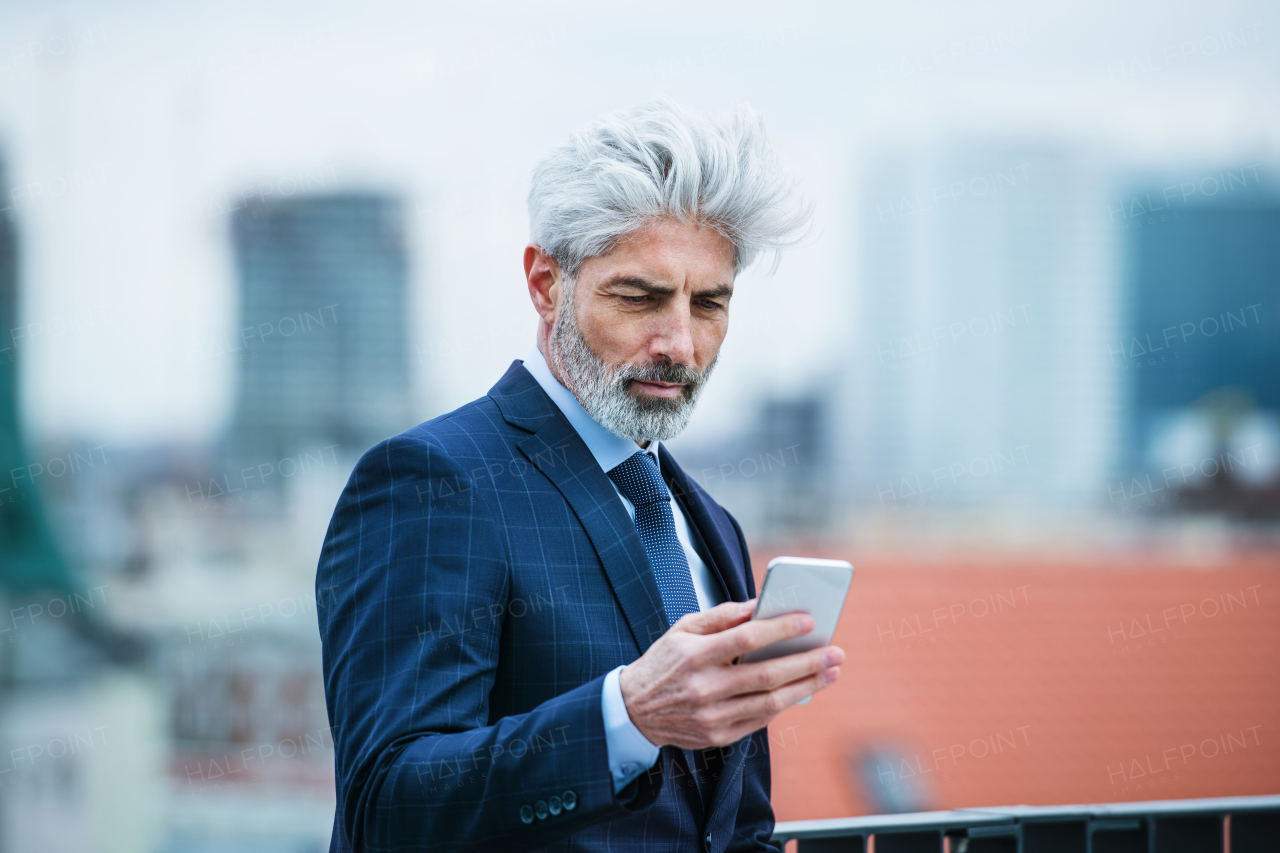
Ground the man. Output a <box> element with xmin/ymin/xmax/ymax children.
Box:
<box><xmin>317</xmin><ymin>99</ymin><xmax>845</xmax><ymax>852</ymax></box>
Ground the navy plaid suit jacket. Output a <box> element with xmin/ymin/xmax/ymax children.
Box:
<box><xmin>316</xmin><ymin>360</ymin><xmax>779</xmax><ymax>852</ymax></box>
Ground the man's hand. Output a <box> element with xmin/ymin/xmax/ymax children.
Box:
<box><xmin>617</xmin><ymin>599</ymin><xmax>844</xmax><ymax>749</ymax></box>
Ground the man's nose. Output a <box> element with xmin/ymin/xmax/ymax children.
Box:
<box><xmin>649</xmin><ymin>304</ymin><xmax>695</xmax><ymax>365</ymax></box>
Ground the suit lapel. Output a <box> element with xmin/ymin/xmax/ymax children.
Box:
<box><xmin>490</xmin><ymin>361</ymin><xmax>669</xmax><ymax>655</ymax></box>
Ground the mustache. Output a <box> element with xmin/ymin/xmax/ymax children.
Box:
<box><xmin>612</xmin><ymin>360</ymin><xmax>706</xmax><ymax>387</ymax></box>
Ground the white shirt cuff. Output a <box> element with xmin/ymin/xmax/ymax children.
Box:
<box><xmin>601</xmin><ymin>665</ymin><xmax>661</xmax><ymax>793</ymax></box>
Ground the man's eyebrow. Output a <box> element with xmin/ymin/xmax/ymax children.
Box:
<box><xmin>602</xmin><ymin>275</ymin><xmax>675</xmax><ymax>294</ymax></box>
<box><xmin>693</xmin><ymin>283</ymin><xmax>734</xmax><ymax>300</ymax></box>
<box><xmin>603</xmin><ymin>276</ymin><xmax>734</xmax><ymax>300</ymax></box>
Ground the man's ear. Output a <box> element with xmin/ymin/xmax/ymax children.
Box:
<box><xmin>524</xmin><ymin>244</ymin><xmax>563</xmax><ymax>324</ymax></box>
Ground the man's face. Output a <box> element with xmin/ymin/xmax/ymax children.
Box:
<box><xmin>545</xmin><ymin>218</ymin><xmax>735</xmax><ymax>442</ymax></box>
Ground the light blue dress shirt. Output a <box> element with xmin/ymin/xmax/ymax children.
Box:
<box><xmin>522</xmin><ymin>346</ymin><xmax>725</xmax><ymax>793</ymax></box>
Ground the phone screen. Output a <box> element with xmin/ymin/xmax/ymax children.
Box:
<box><xmin>740</xmin><ymin>557</ymin><xmax>853</xmax><ymax>665</ymax></box>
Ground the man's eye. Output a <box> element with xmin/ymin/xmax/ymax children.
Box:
<box><xmin>622</xmin><ymin>295</ymin><xmax>648</xmax><ymax>305</ymax></box>
<box><xmin>699</xmin><ymin>299</ymin><xmax>724</xmax><ymax>311</ymax></box>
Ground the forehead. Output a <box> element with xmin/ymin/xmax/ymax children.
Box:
<box><xmin>585</xmin><ymin>218</ymin><xmax>735</xmax><ymax>283</ymax></box>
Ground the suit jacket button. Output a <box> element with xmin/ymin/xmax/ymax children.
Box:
<box><xmin>548</xmin><ymin>795</ymin><xmax>562</xmax><ymax>815</ymax></box>
<box><xmin>519</xmin><ymin>805</ymin><xmax>534</xmax><ymax>824</ymax></box>
<box><xmin>562</xmin><ymin>790</ymin><xmax>577</xmax><ymax>811</ymax></box>
<box><xmin>535</xmin><ymin>800</ymin><xmax>549</xmax><ymax>820</ymax></box>
<box><xmin>704</xmin><ymin>831</ymin><xmax>713</xmax><ymax>851</ymax></box>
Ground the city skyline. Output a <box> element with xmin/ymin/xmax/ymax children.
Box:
<box><xmin>0</xmin><ymin>1</ymin><xmax>1275</xmax><ymax>449</ymax></box>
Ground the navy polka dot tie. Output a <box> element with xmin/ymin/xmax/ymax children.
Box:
<box><xmin>608</xmin><ymin>451</ymin><xmax>700</xmax><ymax>627</ymax></box>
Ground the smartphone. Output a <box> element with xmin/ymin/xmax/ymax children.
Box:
<box><xmin>739</xmin><ymin>557</ymin><xmax>854</xmax><ymax>703</ymax></box>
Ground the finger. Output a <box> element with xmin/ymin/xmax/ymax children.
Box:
<box><xmin>718</xmin><ymin>666</ymin><xmax>840</xmax><ymax>726</ymax></box>
<box><xmin>701</xmin><ymin>611</ymin><xmax>815</xmax><ymax>663</ymax></box>
<box><xmin>719</xmin><ymin>718</ymin><xmax>772</xmax><ymax>746</ymax></box>
<box><xmin>719</xmin><ymin>646</ymin><xmax>844</xmax><ymax>700</ymax></box>
<box><xmin>675</xmin><ymin>599</ymin><xmax>756</xmax><ymax>636</ymax></box>
<box><xmin>688</xmin><ymin>666</ymin><xmax>840</xmax><ymax>746</ymax></box>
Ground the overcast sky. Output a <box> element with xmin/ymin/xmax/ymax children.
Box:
<box><xmin>1</xmin><ymin>0</ymin><xmax>1276</xmax><ymax>448</ymax></box>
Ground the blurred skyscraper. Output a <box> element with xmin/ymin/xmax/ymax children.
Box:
<box><xmin>0</xmin><ymin>153</ymin><xmax>79</xmax><ymax>596</ymax></box>
<box><xmin>1117</xmin><ymin>170</ymin><xmax>1280</xmax><ymax>513</ymax></box>
<box><xmin>754</xmin><ymin>396</ymin><xmax>831</xmax><ymax>534</ymax></box>
<box><xmin>224</xmin><ymin>193</ymin><xmax>414</xmax><ymax>479</ymax></box>
<box><xmin>842</xmin><ymin>144</ymin><xmax>1123</xmax><ymax>512</ymax></box>
<box><xmin>675</xmin><ymin>394</ymin><xmax>833</xmax><ymax>538</ymax></box>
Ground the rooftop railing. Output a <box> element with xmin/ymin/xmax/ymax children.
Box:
<box><xmin>770</xmin><ymin>794</ymin><xmax>1280</xmax><ymax>852</ymax></box>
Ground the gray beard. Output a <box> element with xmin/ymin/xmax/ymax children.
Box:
<box><xmin>547</xmin><ymin>282</ymin><xmax>717</xmax><ymax>443</ymax></box>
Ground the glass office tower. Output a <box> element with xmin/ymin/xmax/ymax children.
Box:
<box><xmin>224</xmin><ymin>192</ymin><xmax>414</xmax><ymax>485</ymax></box>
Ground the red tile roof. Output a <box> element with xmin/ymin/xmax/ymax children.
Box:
<box><xmin>752</xmin><ymin>548</ymin><xmax>1280</xmax><ymax>820</ymax></box>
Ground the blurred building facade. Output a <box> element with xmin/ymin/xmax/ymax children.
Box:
<box><xmin>224</xmin><ymin>193</ymin><xmax>414</xmax><ymax>482</ymax></box>
<box><xmin>0</xmin><ymin>156</ymin><xmax>79</xmax><ymax>597</ymax></box>
<box><xmin>841</xmin><ymin>144</ymin><xmax>1124</xmax><ymax>514</ymax></box>
<box><xmin>1117</xmin><ymin>173</ymin><xmax>1280</xmax><ymax>516</ymax></box>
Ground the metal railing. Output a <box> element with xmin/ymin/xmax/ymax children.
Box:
<box><xmin>770</xmin><ymin>794</ymin><xmax>1280</xmax><ymax>852</ymax></box>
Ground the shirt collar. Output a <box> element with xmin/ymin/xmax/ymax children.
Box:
<box><xmin>523</xmin><ymin>345</ymin><xmax>658</xmax><ymax>473</ymax></box>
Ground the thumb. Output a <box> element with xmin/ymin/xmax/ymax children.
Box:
<box><xmin>676</xmin><ymin>599</ymin><xmax>756</xmax><ymax>635</ymax></box>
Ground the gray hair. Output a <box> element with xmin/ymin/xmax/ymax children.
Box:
<box><xmin>528</xmin><ymin>98</ymin><xmax>812</xmax><ymax>278</ymax></box>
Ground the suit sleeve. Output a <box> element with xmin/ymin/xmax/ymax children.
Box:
<box><xmin>316</xmin><ymin>434</ymin><xmax>663</xmax><ymax>853</ymax></box>
<box><xmin>724</xmin><ymin>510</ymin><xmax>782</xmax><ymax>853</ymax></box>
